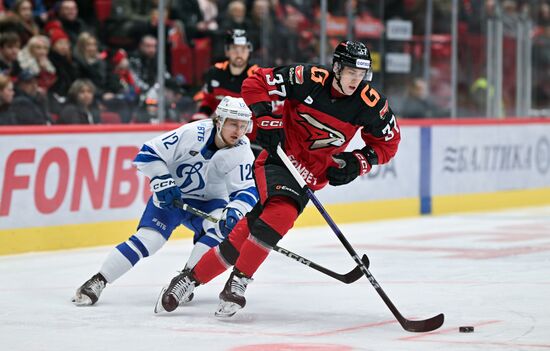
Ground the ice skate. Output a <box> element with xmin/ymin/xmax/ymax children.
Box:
<box><xmin>72</xmin><ymin>273</ymin><xmax>107</xmax><ymax>306</ymax></box>
<box><xmin>154</xmin><ymin>282</ymin><xmax>194</xmax><ymax>313</ymax></box>
<box><xmin>215</xmin><ymin>269</ymin><xmax>253</xmax><ymax>318</ymax></box>
<box><xmin>155</xmin><ymin>269</ymin><xmax>197</xmax><ymax>313</ymax></box>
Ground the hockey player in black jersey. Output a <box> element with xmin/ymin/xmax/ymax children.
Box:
<box><xmin>156</xmin><ymin>40</ymin><xmax>401</xmax><ymax>317</ymax></box>
<box><xmin>192</xmin><ymin>29</ymin><xmax>258</xmax><ymax>121</ymax></box>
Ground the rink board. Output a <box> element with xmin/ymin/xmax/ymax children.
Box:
<box><xmin>1</xmin><ymin>120</ymin><xmax>550</xmax><ymax>255</ymax></box>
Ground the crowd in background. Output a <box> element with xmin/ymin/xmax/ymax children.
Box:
<box><xmin>0</xmin><ymin>0</ymin><xmax>549</xmax><ymax>126</ymax></box>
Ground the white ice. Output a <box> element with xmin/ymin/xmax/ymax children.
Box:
<box><xmin>1</xmin><ymin>206</ymin><xmax>550</xmax><ymax>351</ymax></box>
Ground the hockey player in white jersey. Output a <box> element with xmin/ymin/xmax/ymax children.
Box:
<box><xmin>72</xmin><ymin>96</ymin><xmax>258</xmax><ymax>306</ymax></box>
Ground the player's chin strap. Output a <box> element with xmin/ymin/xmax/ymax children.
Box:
<box><xmin>275</xmin><ymin>145</ymin><xmax>445</xmax><ymax>333</ymax></box>
<box><xmin>172</xmin><ymin>199</ymin><xmax>367</xmax><ymax>284</ymax></box>
<box><xmin>333</xmin><ymin>62</ymin><xmax>346</xmax><ymax>94</ymax></box>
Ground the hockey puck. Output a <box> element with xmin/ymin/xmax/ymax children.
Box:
<box><xmin>459</xmin><ymin>326</ymin><xmax>474</xmax><ymax>333</ymax></box>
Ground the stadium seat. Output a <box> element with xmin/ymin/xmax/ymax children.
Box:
<box><xmin>100</xmin><ymin>111</ymin><xmax>122</xmax><ymax>124</ymax></box>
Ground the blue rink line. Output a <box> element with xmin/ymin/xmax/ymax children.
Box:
<box><xmin>420</xmin><ymin>127</ymin><xmax>432</xmax><ymax>215</ymax></box>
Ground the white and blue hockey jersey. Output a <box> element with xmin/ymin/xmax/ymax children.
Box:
<box><xmin>133</xmin><ymin>119</ymin><xmax>258</xmax><ymax>216</ymax></box>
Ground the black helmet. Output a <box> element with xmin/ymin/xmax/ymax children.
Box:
<box><xmin>225</xmin><ymin>29</ymin><xmax>250</xmax><ymax>47</ymax></box>
<box><xmin>333</xmin><ymin>40</ymin><xmax>373</xmax><ymax>81</ymax></box>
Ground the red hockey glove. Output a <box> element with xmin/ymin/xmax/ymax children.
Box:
<box><xmin>326</xmin><ymin>147</ymin><xmax>377</xmax><ymax>186</ymax></box>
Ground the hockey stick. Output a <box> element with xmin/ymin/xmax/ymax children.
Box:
<box><xmin>276</xmin><ymin>145</ymin><xmax>444</xmax><ymax>333</ymax></box>
<box><xmin>173</xmin><ymin>200</ymin><xmax>368</xmax><ymax>284</ymax></box>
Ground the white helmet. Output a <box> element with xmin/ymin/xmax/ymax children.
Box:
<box><xmin>215</xmin><ymin>96</ymin><xmax>253</xmax><ymax>134</ymax></box>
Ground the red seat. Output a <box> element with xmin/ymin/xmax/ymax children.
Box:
<box><xmin>95</xmin><ymin>0</ymin><xmax>112</xmax><ymax>23</ymax></box>
<box><xmin>100</xmin><ymin>111</ymin><xmax>122</xmax><ymax>124</ymax></box>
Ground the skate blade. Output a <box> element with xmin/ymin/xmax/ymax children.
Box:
<box><xmin>154</xmin><ymin>286</ymin><xmax>168</xmax><ymax>314</ymax></box>
<box><xmin>71</xmin><ymin>293</ymin><xmax>93</xmax><ymax>306</ymax></box>
<box><xmin>214</xmin><ymin>301</ymin><xmax>241</xmax><ymax>318</ymax></box>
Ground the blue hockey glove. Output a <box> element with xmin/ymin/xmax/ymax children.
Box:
<box><xmin>150</xmin><ymin>175</ymin><xmax>181</xmax><ymax>209</ymax></box>
<box><xmin>218</xmin><ymin>207</ymin><xmax>244</xmax><ymax>237</ymax></box>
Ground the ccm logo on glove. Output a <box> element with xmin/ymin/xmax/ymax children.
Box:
<box><xmin>151</xmin><ymin>178</ymin><xmax>176</xmax><ymax>191</ymax></box>
<box><xmin>257</xmin><ymin>116</ymin><xmax>283</xmax><ymax>129</ymax></box>
<box><xmin>150</xmin><ymin>175</ymin><xmax>181</xmax><ymax>210</ymax></box>
<box><xmin>354</xmin><ymin>152</ymin><xmax>370</xmax><ymax>175</ymax></box>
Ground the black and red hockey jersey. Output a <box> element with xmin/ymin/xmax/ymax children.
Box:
<box><xmin>198</xmin><ymin>61</ymin><xmax>259</xmax><ymax>116</ymax></box>
<box><xmin>241</xmin><ymin>64</ymin><xmax>401</xmax><ymax>190</ymax></box>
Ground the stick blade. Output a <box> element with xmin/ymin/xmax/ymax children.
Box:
<box><xmin>402</xmin><ymin>313</ymin><xmax>445</xmax><ymax>333</ymax></box>
<box><xmin>343</xmin><ymin>254</ymin><xmax>370</xmax><ymax>283</ymax></box>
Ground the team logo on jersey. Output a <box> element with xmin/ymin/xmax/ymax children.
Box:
<box><xmin>295</xmin><ymin>65</ymin><xmax>304</xmax><ymax>84</ymax></box>
<box><xmin>211</xmin><ymin>80</ymin><xmax>220</xmax><ymax>87</ymax></box>
<box><xmin>176</xmin><ymin>162</ymin><xmax>205</xmax><ymax>193</ymax></box>
<box><xmin>189</xmin><ymin>150</ymin><xmax>199</xmax><ymax>156</ymax></box>
<box><xmin>288</xmin><ymin>67</ymin><xmax>295</xmax><ymax>85</ymax></box>
<box><xmin>297</xmin><ymin>112</ymin><xmax>346</xmax><ymax>149</ymax></box>
<box><xmin>304</xmin><ymin>96</ymin><xmax>313</xmax><ymax>105</ymax></box>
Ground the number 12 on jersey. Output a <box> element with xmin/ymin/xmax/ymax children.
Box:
<box><xmin>239</xmin><ymin>164</ymin><xmax>253</xmax><ymax>181</ymax></box>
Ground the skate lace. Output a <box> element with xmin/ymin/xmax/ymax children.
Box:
<box><xmin>87</xmin><ymin>277</ymin><xmax>105</xmax><ymax>296</ymax></box>
<box><xmin>230</xmin><ymin>276</ymin><xmax>250</xmax><ymax>297</ymax></box>
<box><xmin>169</xmin><ymin>275</ymin><xmax>193</xmax><ymax>300</ymax></box>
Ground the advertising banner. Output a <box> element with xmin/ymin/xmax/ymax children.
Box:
<box><xmin>0</xmin><ymin>131</ymin><xmax>158</xmax><ymax>229</ymax></box>
<box><xmin>431</xmin><ymin>124</ymin><xmax>550</xmax><ymax>195</ymax></box>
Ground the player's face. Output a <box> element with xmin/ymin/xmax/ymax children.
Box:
<box><xmin>339</xmin><ymin>66</ymin><xmax>367</xmax><ymax>95</ymax></box>
<box><xmin>226</xmin><ymin>44</ymin><xmax>250</xmax><ymax>68</ymax></box>
<box><xmin>220</xmin><ymin>118</ymin><xmax>249</xmax><ymax>146</ymax></box>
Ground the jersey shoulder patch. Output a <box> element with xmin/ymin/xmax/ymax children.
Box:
<box><xmin>287</xmin><ymin>64</ymin><xmax>329</xmax><ymax>87</ymax></box>
<box><xmin>309</xmin><ymin>66</ymin><xmax>330</xmax><ymax>86</ymax></box>
<box><xmin>247</xmin><ymin>64</ymin><xmax>259</xmax><ymax>77</ymax></box>
<box><xmin>214</xmin><ymin>61</ymin><xmax>229</xmax><ymax>70</ymax></box>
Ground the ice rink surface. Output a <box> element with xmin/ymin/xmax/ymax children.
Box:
<box><xmin>1</xmin><ymin>206</ymin><xmax>550</xmax><ymax>351</ymax></box>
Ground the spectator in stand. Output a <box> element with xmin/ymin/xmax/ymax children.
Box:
<box><xmin>0</xmin><ymin>73</ymin><xmax>16</xmax><ymax>125</ymax></box>
<box><xmin>219</xmin><ymin>1</ymin><xmax>250</xmax><ymax>33</ymax></box>
<box><xmin>52</xmin><ymin>0</ymin><xmax>89</xmax><ymax>45</ymax></box>
<box><xmin>11</xmin><ymin>69</ymin><xmax>50</xmax><ymax>124</ymax></box>
<box><xmin>109</xmin><ymin>0</ymin><xmax>152</xmax><ymax>22</ymax></box>
<box><xmin>400</xmin><ymin>77</ymin><xmax>449</xmax><ymax>118</ymax></box>
<box><xmin>111</xmin><ymin>48</ymin><xmax>140</xmax><ymax>104</ymax></box>
<box><xmin>213</xmin><ymin>0</ymin><xmax>251</xmax><ymax>61</ymax></box>
<box><xmin>197</xmin><ymin>0</ymin><xmax>219</xmax><ymax>35</ymax></box>
<box><xmin>47</xmin><ymin>28</ymin><xmax>76</xmax><ymax>101</ymax></box>
<box><xmin>43</xmin><ymin>18</ymin><xmax>62</xmax><ymax>34</ymax></box>
<box><xmin>8</xmin><ymin>0</ymin><xmax>40</xmax><ymax>45</ymax></box>
<box><xmin>134</xmin><ymin>78</ymin><xmax>193</xmax><ymax>124</ymax></box>
<box><xmin>3</xmin><ymin>0</ymin><xmax>48</xmax><ymax>23</ymax></box>
<box><xmin>129</xmin><ymin>35</ymin><xmax>158</xmax><ymax>93</ymax></box>
<box><xmin>73</xmin><ymin>0</ymin><xmax>97</xmax><ymax>28</ymax></box>
<box><xmin>170</xmin><ymin>0</ymin><xmax>205</xmax><ymax>42</ymax></box>
<box><xmin>73</xmin><ymin>32</ymin><xmax>121</xmax><ymax>101</ymax></box>
<box><xmin>165</xmin><ymin>77</ymin><xmax>196</xmax><ymax>122</ymax></box>
<box><xmin>535</xmin><ymin>2</ymin><xmax>550</xmax><ymax>26</ymax></box>
<box><xmin>58</xmin><ymin>78</ymin><xmax>100</xmax><ymax>124</ymax></box>
<box><xmin>0</xmin><ymin>31</ymin><xmax>22</xmax><ymax>77</ymax></box>
<box><xmin>107</xmin><ymin>0</ymin><xmax>159</xmax><ymax>48</ymax></box>
<box><xmin>501</xmin><ymin>0</ymin><xmax>520</xmax><ymax>37</ymax></box>
<box><xmin>17</xmin><ymin>34</ymin><xmax>56</xmax><ymax>95</ymax></box>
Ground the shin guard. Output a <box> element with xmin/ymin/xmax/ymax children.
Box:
<box><xmin>235</xmin><ymin>196</ymin><xmax>298</xmax><ymax>277</ymax></box>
